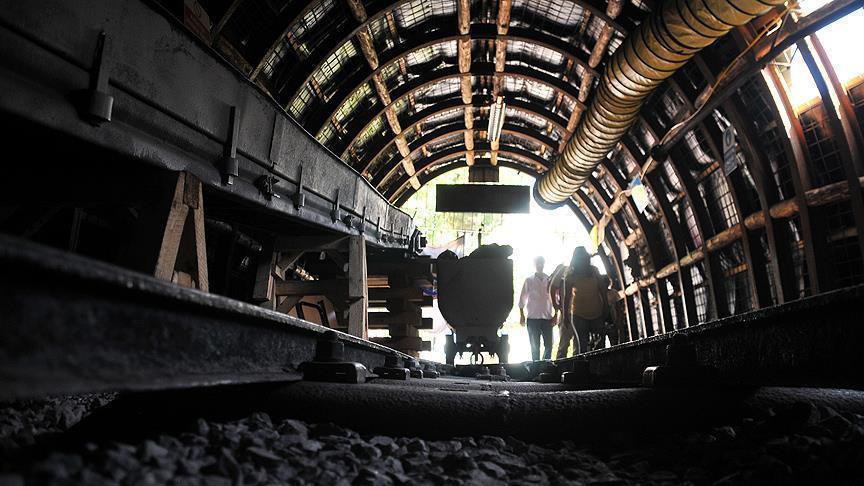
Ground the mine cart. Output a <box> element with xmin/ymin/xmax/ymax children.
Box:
<box><xmin>436</xmin><ymin>247</ymin><xmax>513</xmax><ymax>364</ymax></box>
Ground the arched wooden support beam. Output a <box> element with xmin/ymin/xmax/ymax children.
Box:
<box><xmin>264</xmin><ymin>0</ymin><xmax>640</xmax><ymax>99</ymax></box>
<box><xmin>800</xmin><ymin>36</ymin><xmax>864</xmax><ymax>271</ymax></box>
<box><xmin>759</xmin><ymin>60</ymin><xmax>827</xmax><ymax>295</ymax></box>
<box><xmin>674</xmin><ymin>65</ymin><xmax>762</xmax><ymax>316</ymax></box>
<box><xmin>714</xmin><ymin>31</ymin><xmax>792</xmax><ymax>306</ymax></box>
<box><xmin>310</xmin><ymin>23</ymin><xmax>600</xmax><ymax>126</ymax></box>
<box><xmin>359</xmin><ymin>95</ymin><xmax>571</xmax><ymax>177</ymax></box>
<box><xmin>329</xmin><ymin>63</ymin><xmax>584</xmax><ymax>157</ymax></box>
<box><xmin>600</xmin><ymin>144</ymin><xmax>668</xmax><ymax>336</ymax></box>
<box><xmin>605</xmin><ymin>144</ymin><xmax>692</xmax><ymax>332</ymax></box>
<box><xmin>371</xmin><ymin>123</ymin><xmax>558</xmax><ymax>187</ymax></box>
<box><xmin>629</xmin><ymin>113</ymin><xmax>719</xmax><ymax>323</ymax></box>
<box><xmin>385</xmin><ymin>143</ymin><xmax>548</xmax><ymax>199</ymax></box>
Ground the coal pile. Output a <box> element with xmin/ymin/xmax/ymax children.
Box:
<box><xmin>1</xmin><ymin>398</ymin><xmax>863</xmax><ymax>484</ymax></box>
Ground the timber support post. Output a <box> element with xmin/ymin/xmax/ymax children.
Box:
<box><xmin>127</xmin><ymin>171</ymin><xmax>209</xmax><ymax>292</ymax></box>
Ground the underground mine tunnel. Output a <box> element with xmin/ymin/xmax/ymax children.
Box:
<box><xmin>1</xmin><ymin>0</ymin><xmax>864</xmax><ymax>483</ymax></box>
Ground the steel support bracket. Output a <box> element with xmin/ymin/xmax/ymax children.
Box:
<box><xmin>331</xmin><ymin>190</ymin><xmax>341</xmax><ymax>223</ymax></box>
<box><xmin>220</xmin><ymin>106</ymin><xmax>240</xmax><ymax>185</ymax></box>
<box><xmin>422</xmin><ymin>364</ymin><xmax>439</xmax><ymax>379</ymax></box>
<box><xmin>561</xmin><ymin>359</ymin><xmax>591</xmax><ymax>385</ymax></box>
<box><xmin>373</xmin><ymin>352</ymin><xmax>410</xmax><ymax>380</ymax></box>
<box><xmin>359</xmin><ymin>206</ymin><xmax>367</xmax><ymax>234</ymax></box>
<box><xmin>537</xmin><ymin>361</ymin><xmax>561</xmax><ymax>383</ymax></box>
<box><xmin>477</xmin><ymin>364</ymin><xmax>508</xmax><ymax>381</ymax></box>
<box><xmin>301</xmin><ymin>331</ymin><xmax>367</xmax><ymax>384</ymax></box>
<box><xmin>293</xmin><ymin>165</ymin><xmax>305</xmax><ymax>210</ymax></box>
<box><xmin>82</xmin><ymin>31</ymin><xmax>113</xmax><ymax>125</ymax></box>
<box><xmin>404</xmin><ymin>357</ymin><xmax>424</xmax><ymax>379</ymax></box>
<box><xmin>641</xmin><ymin>335</ymin><xmax>718</xmax><ymax>387</ymax></box>
<box><xmin>255</xmin><ymin>175</ymin><xmax>279</xmax><ymax>200</ymax></box>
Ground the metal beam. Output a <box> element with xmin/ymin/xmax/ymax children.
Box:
<box><xmin>801</xmin><ymin>35</ymin><xmax>864</xmax><ymax>268</ymax></box>
<box><xmin>385</xmin><ymin>143</ymin><xmax>550</xmax><ymax>199</ymax></box>
<box><xmin>0</xmin><ymin>235</ymin><xmax>419</xmax><ymax>400</ymax></box>
<box><xmin>0</xmin><ymin>0</ymin><xmax>415</xmax><ymax>250</ymax></box>
<box><xmin>360</xmin><ymin>96</ymin><xmax>571</xmax><ymax>177</ymax></box>
<box><xmin>330</xmin><ymin>63</ymin><xmax>585</xmax><ymax>156</ymax></box>
<box><xmin>279</xmin><ymin>0</ymin><xmax>637</xmax><ymax>107</ymax></box>
<box><xmin>651</xmin><ymin>0</ymin><xmax>863</xmax><ymax>160</ymax></box>
<box><xmin>209</xmin><ymin>0</ymin><xmax>245</xmax><ymax>44</ymax></box>
<box><xmin>306</xmin><ymin>22</ymin><xmax>597</xmax><ymax>135</ymax></box>
<box><xmin>372</xmin><ymin>123</ymin><xmax>559</xmax><ymax>187</ymax></box>
<box><xmin>671</xmin><ymin>67</ymin><xmax>761</xmax><ymax>314</ymax></box>
<box><xmin>760</xmin><ymin>58</ymin><xmax>826</xmax><ymax>295</ymax></box>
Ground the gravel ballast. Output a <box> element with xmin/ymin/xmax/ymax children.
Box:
<box><xmin>2</xmin><ymin>395</ymin><xmax>864</xmax><ymax>485</ymax></box>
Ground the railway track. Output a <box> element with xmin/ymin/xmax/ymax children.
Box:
<box><xmin>2</xmin><ymin>235</ymin><xmax>864</xmax><ymax>483</ymax></box>
<box><xmin>2</xmin><ymin>233</ymin><xmax>863</xmax><ymax>401</ymax></box>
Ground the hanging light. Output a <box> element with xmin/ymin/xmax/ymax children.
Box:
<box><xmin>486</xmin><ymin>96</ymin><xmax>506</xmax><ymax>142</ymax></box>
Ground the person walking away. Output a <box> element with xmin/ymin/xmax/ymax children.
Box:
<box><xmin>556</xmin><ymin>247</ymin><xmax>606</xmax><ymax>357</ymax></box>
<box><xmin>519</xmin><ymin>256</ymin><xmax>557</xmax><ymax>361</ymax></box>
<box><xmin>604</xmin><ymin>276</ymin><xmax>627</xmax><ymax>346</ymax></box>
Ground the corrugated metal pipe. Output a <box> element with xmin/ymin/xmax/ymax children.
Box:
<box><xmin>536</xmin><ymin>0</ymin><xmax>785</xmax><ymax>205</ymax></box>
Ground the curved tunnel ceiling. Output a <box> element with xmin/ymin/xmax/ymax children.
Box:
<box><xmin>196</xmin><ymin>0</ymin><xmax>649</xmax><ymax>207</ymax></box>
<box><xmin>185</xmin><ymin>0</ymin><xmax>864</xmax><ymax>335</ymax></box>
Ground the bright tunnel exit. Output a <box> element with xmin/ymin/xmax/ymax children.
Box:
<box><xmin>397</xmin><ymin>167</ymin><xmax>607</xmax><ymax>364</ymax></box>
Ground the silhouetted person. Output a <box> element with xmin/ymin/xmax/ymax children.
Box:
<box><xmin>556</xmin><ymin>247</ymin><xmax>606</xmax><ymax>358</ymax></box>
<box><xmin>604</xmin><ymin>276</ymin><xmax>627</xmax><ymax>346</ymax></box>
<box><xmin>519</xmin><ymin>256</ymin><xmax>556</xmax><ymax>361</ymax></box>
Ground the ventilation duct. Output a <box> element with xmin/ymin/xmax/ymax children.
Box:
<box><xmin>536</xmin><ymin>0</ymin><xmax>785</xmax><ymax>205</ymax></box>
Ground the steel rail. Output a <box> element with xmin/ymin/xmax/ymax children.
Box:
<box><xmin>0</xmin><ymin>235</ymin><xmax>421</xmax><ymax>400</ymax></box>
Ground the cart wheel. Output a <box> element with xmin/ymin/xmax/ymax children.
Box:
<box><xmin>497</xmin><ymin>335</ymin><xmax>510</xmax><ymax>364</ymax></box>
<box><xmin>445</xmin><ymin>333</ymin><xmax>457</xmax><ymax>365</ymax></box>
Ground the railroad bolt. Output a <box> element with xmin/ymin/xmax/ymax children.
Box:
<box><xmin>642</xmin><ymin>334</ymin><xmax>717</xmax><ymax>387</ymax></box>
<box><xmin>373</xmin><ymin>352</ymin><xmax>410</xmax><ymax>380</ymax></box>
<box><xmin>315</xmin><ymin>330</ymin><xmax>345</xmax><ymax>362</ymax></box>
<box><xmin>302</xmin><ymin>331</ymin><xmax>367</xmax><ymax>384</ymax></box>
<box><xmin>423</xmin><ymin>364</ymin><xmax>439</xmax><ymax>379</ymax></box>
<box><xmin>404</xmin><ymin>357</ymin><xmax>424</xmax><ymax>378</ymax></box>
<box><xmin>538</xmin><ymin>361</ymin><xmax>561</xmax><ymax>383</ymax></box>
<box><xmin>666</xmin><ymin>334</ymin><xmax>697</xmax><ymax>368</ymax></box>
<box><xmin>384</xmin><ymin>353</ymin><xmax>401</xmax><ymax>368</ymax></box>
<box><xmin>562</xmin><ymin>359</ymin><xmax>590</xmax><ymax>385</ymax></box>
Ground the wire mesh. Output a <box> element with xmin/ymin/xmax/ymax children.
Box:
<box><xmin>690</xmin><ymin>262</ymin><xmax>709</xmax><ymax>323</ymax></box>
<box><xmin>799</xmin><ymin>103</ymin><xmax>846</xmax><ymax>187</ymax></box>
<box><xmin>311</xmin><ymin>40</ymin><xmax>364</xmax><ymax>103</ymax></box>
<box><xmin>823</xmin><ymin>201</ymin><xmax>864</xmax><ymax>287</ymax></box>
<box><xmin>510</xmin><ymin>0</ymin><xmax>586</xmax><ymax>47</ymax></box>
<box><xmin>394</xmin><ymin>0</ymin><xmax>457</xmax><ymax>30</ymax></box>
<box><xmin>787</xmin><ymin>216</ymin><xmax>810</xmax><ymax>298</ymax></box>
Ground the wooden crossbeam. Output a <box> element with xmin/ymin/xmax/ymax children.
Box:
<box><xmin>457</xmin><ymin>0</ymin><xmax>470</xmax><ymax>35</ymax></box>
<box><xmin>394</xmin><ymin>136</ymin><xmax>411</xmax><ymax>157</ymax></box>
<box><xmin>345</xmin><ymin>0</ymin><xmax>367</xmax><ymax>22</ymax></box>
<box><xmin>274</xmin><ymin>279</ymin><xmax>346</xmax><ymax>297</ymax></box>
<box><xmin>497</xmin><ymin>0</ymin><xmax>512</xmax><ymax>35</ymax></box>
<box><xmin>357</xmin><ymin>29</ymin><xmax>379</xmax><ymax>70</ymax></box>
